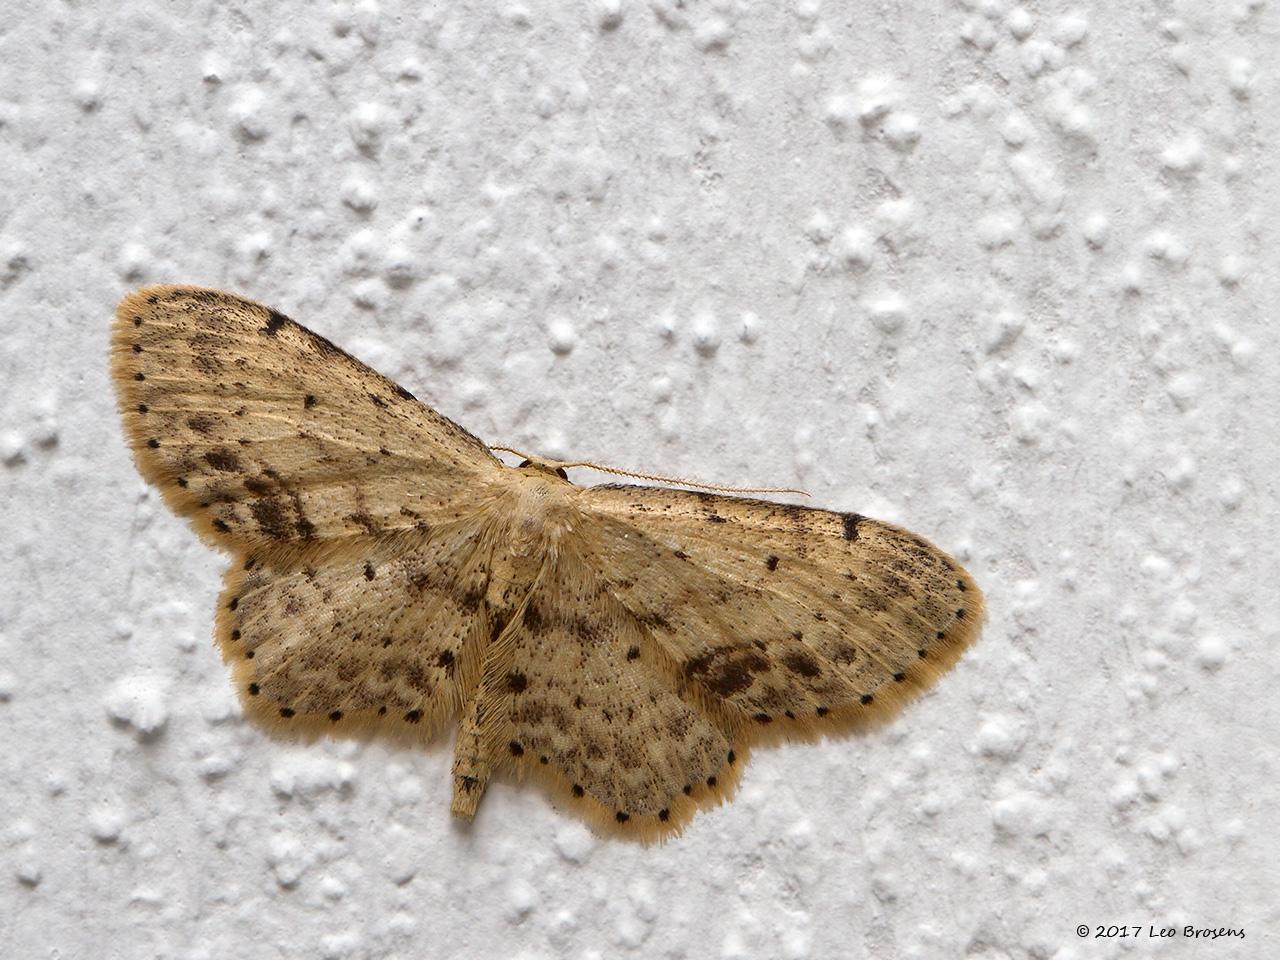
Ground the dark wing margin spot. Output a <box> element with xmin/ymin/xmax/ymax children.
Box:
<box><xmin>842</xmin><ymin>513</ymin><xmax>863</xmax><ymax>541</ymax></box>
<box><xmin>260</xmin><ymin>309</ymin><xmax>289</xmax><ymax>337</ymax></box>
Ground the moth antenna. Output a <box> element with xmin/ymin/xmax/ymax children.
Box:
<box><xmin>554</xmin><ymin>460</ymin><xmax>810</xmax><ymax>498</ymax></box>
<box><xmin>488</xmin><ymin>444</ymin><xmax>539</xmax><ymax>462</ymax></box>
<box><xmin>487</xmin><ymin>443</ymin><xmax>809</xmax><ymax>496</ymax></box>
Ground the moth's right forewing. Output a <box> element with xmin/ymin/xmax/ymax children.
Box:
<box><xmin>112</xmin><ymin>284</ymin><xmax>505</xmax><ymax>547</ymax></box>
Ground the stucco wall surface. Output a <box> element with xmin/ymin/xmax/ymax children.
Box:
<box><xmin>1</xmin><ymin>1</ymin><xmax>1276</xmax><ymax>958</ymax></box>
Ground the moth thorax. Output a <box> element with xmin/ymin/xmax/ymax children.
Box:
<box><xmin>506</xmin><ymin>482</ymin><xmax>572</xmax><ymax>556</ymax></box>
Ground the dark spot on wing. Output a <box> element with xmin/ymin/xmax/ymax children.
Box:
<box><xmin>507</xmin><ymin>671</ymin><xmax>528</xmax><ymax>694</ymax></box>
<box><xmin>304</xmin><ymin>394</ymin><xmax>317</xmax><ymax>409</ymax></box>
<box><xmin>347</xmin><ymin>512</ymin><xmax>380</xmax><ymax>535</ymax></box>
<box><xmin>686</xmin><ymin>649</ymin><xmax>769</xmax><ymax>697</ymax></box>
<box><xmin>522</xmin><ymin>601</ymin><xmax>545</xmax><ymax>633</ymax></box>
<box><xmin>458</xmin><ymin>585</ymin><xmax>485</xmax><ymax>613</ymax></box>
<box><xmin>765</xmin><ymin>554</ymin><xmax>779</xmax><ymax>571</ymax></box>
<box><xmin>783</xmin><ymin>651</ymin><xmax>821</xmax><ymax>677</ymax></box>
<box><xmin>260</xmin><ymin>309</ymin><xmax>289</xmax><ymax>337</ymax></box>
<box><xmin>204</xmin><ymin>449</ymin><xmax>241</xmax><ymax>472</ymax></box>
<box><xmin>842</xmin><ymin>513</ymin><xmax>863</xmax><ymax>541</ymax></box>
<box><xmin>363</xmin><ymin>562</ymin><xmax>375</xmax><ymax>580</ymax></box>
<box><xmin>250</xmin><ymin>498</ymin><xmax>292</xmax><ymax>539</ymax></box>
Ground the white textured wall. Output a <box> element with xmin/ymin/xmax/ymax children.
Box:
<box><xmin>2</xmin><ymin>2</ymin><xmax>1276</xmax><ymax>957</ymax></box>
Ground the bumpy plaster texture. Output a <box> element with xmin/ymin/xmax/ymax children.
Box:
<box><xmin>1</xmin><ymin>2</ymin><xmax>1276</xmax><ymax>958</ymax></box>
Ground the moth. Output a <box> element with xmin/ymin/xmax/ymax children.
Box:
<box><xmin>112</xmin><ymin>284</ymin><xmax>983</xmax><ymax>839</ymax></box>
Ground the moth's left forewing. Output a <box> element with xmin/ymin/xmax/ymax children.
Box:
<box><xmin>575</xmin><ymin>484</ymin><xmax>984</xmax><ymax>734</ymax></box>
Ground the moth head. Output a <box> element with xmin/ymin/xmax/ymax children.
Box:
<box><xmin>516</xmin><ymin>458</ymin><xmax>571</xmax><ymax>483</ymax></box>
